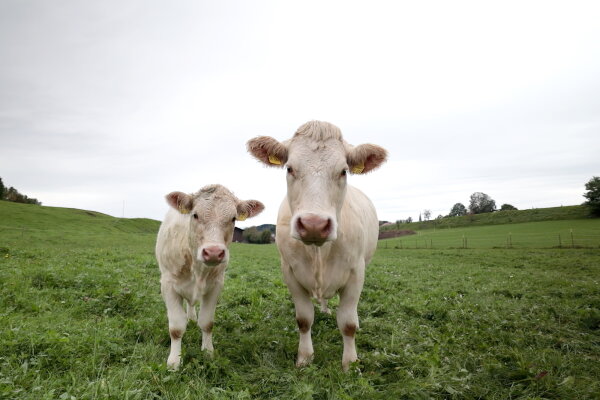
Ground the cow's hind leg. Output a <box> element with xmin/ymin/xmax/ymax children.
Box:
<box><xmin>161</xmin><ymin>283</ymin><xmax>187</xmax><ymax>370</ymax></box>
<box><xmin>197</xmin><ymin>283</ymin><xmax>223</xmax><ymax>354</ymax></box>
<box><xmin>337</xmin><ymin>266</ymin><xmax>365</xmax><ymax>371</ymax></box>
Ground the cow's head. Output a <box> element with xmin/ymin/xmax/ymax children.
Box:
<box><xmin>166</xmin><ymin>184</ymin><xmax>264</xmax><ymax>266</ymax></box>
<box><xmin>247</xmin><ymin>121</ymin><xmax>387</xmax><ymax>246</ymax></box>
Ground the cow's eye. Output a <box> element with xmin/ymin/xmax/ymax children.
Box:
<box><xmin>231</xmin><ymin>217</ymin><xmax>236</xmax><ymax>223</ymax></box>
<box><xmin>341</xmin><ymin>169</ymin><xmax>347</xmax><ymax>177</ymax></box>
<box><xmin>287</xmin><ymin>166</ymin><xmax>293</xmax><ymax>174</ymax></box>
<box><xmin>193</xmin><ymin>213</ymin><xmax>199</xmax><ymax>220</ymax></box>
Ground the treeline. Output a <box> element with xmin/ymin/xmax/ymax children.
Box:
<box><xmin>242</xmin><ymin>226</ymin><xmax>273</xmax><ymax>244</ymax></box>
<box><xmin>0</xmin><ymin>177</ymin><xmax>42</xmax><ymax>205</ymax></box>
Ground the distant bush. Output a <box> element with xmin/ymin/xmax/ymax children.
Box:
<box><xmin>500</xmin><ymin>204</ymin><xmax>518</xmax><ymax>211</ymax></box>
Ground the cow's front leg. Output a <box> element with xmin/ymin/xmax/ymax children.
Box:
<box><xmin>198</xmin><ymin>282</ymin><xmax>223</xmax><ymax>354</ymax></box>
<box><xmin>161</xmin><ymin>283</ymin><xmax>187</xmax><ymax>370</ymax></box>
<box><xmin>337</xmin><ymin>266</ymin><xmax>365</xmax><ymax>371</ymax></box>
<box><xmin>283</xmin><ymin>262</ymin><xmax>314</xmax><ymax>367</ymax></box>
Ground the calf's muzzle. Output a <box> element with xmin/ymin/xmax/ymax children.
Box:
<box><xmin>201</xmin><ymin>245</ymin><xmax>226</xmax><ymax>265</ymax></box>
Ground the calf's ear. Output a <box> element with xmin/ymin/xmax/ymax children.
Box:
<box><xmin>166</xmin><ymin>191</ymin><xmax>194</xmax><ymax>214</ymax></box>
<box><xmin>236</xmin><ymin>200</ymin><xmax>265</xmax><ymax>221</ymax></box>
<box><xmin>246</xmin><ymin>136</ymin><xmax>288</xmax><ymax>168</ymax></box>
<box><xmin>346</xmin><ymin>143</ymin><xmax>388</xmax><ymax>174</ymax></box>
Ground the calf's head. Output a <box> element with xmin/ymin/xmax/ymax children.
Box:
<box><xmin>247</xmin><ymin>120</ymin><xmax>387</xmax><ymax>246</ymax></box>
<box><xmin>166</xmin><ymin>184</ymin><xmax>264</xmax><ymax>266</ymax></box>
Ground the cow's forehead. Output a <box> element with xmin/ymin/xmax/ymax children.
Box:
<box><xmin>192</xmin><ymin>185</ymin><xmax>238</xmax><ymax>218</ymax></box>
<box><xmin>288</xmin><ymin>136</ymin><xmax>347</xmax><ymax>167</ymax></box>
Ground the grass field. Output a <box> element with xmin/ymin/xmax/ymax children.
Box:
<box><xmin>1</xmin><ymin>201</ymin><xmax>600</xmax><ymax>399</ymax></box>
<box><xmin>379</xmin><ymin>219</ymin><xmax>600</xmax><ymax>249</ymax></box>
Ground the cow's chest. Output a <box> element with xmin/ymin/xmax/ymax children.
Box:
<box><xmin>289</xmin><ymin>257</ymin><xmax>352</xmax><ymax>299</ymax></box>
<box><xmin>173</xmin><ymin>267</ymin><xmax>224</xmax><ymax>305</ymax></box>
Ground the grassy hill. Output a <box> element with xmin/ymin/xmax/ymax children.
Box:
<box><xmin>382</xmin><ymin>205</ymin><xmax>593</xmax><ymax>232</ymax></box>
<box><xmin>1</xmin><ymin>200</ymin><xmax>599</xmax><ymax>398</ymax></box>
<box><xmin>0</xmin><ymin>200</ymin><xmax>160</xmax><ymax>249</ymax></box>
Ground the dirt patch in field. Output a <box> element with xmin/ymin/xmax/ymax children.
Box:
<box><xmin>378</xmin><ymin>229</ymin><xmax>416</xmax><ymax>240</ymax></box>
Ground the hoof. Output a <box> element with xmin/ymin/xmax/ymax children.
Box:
<box><xmin>167</xmin><ymin>356</ymin><xmax>181</xmax><ymax>371</ymax></box>
<box><xmin>296</xmin><ymin>353</ymin><xmax>314</xmax><ymax>368</ymax></box>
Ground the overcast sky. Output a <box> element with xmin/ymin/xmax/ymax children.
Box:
<box><xmin>1</xmin><ymin>0</ymin><xmax>599</xmax><ymax>227</ymax></box>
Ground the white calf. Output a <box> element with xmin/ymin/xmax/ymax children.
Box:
<box><xmin>155</xmin><ymin>184</ymin><xmax>264</xmax><ymax>369</ymax></box>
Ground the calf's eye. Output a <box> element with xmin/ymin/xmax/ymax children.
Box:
<box><xmin>341</xmin><ymin>169</ymin><xmax>347</xmax><ymax>177</ymax></box>
<box><xmin>287</xmin><ymin>167</ymin><xmax>293</xmax><ymax>174</ymax></box>
<box><xmin>193</xmin><ymin>213</ymin><xmax>199</xmax><ymax>220</ymax></box>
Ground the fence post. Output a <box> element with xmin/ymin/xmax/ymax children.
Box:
<box><xmin>558</xmin><ymin>234</ymin><xmax>562</xmax><ymax>248</ymax></box>
<box><xmin>570</xmin><ymin>229</ymin><xmax>574</xmax><ymax>248</ymax></box>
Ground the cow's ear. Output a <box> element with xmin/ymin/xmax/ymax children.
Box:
<box><xmin>166</xmin><ymin>191</ymin><xmax>194</xmax><ymax>214</ymax></box>
<box><xmin>346</xmin><ymin>144</ymin><xmax>388</xmax><ymax>174</ymax></box>
<box><xmin>236</xmin><ymin>200</ymin><xmax>265</xmax><ymax>221</ymax></box>
<box><xmin>246</xmin><ymin>136</ymin><xmax>288</xmax><ymax>168</ymax></box>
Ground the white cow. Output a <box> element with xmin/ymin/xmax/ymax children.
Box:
<box><xmin>155</xmin><ymin>184</ymin><xmax>264</xmax><ymax>369</ymax></box>
<box><xmin>247</xmin><ymin>121</ymin><xmax>387</xmax><ymax>370</ymax></box>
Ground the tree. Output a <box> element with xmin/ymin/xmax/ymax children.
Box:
<box><xmin>0</xmin><ymin>177</ymin><xmax>5</xmax><ymax>200</ymax></box>
<box><xmin>468</xmin><ymin>192</ymin><xmax>496</xmax><ymax>214</ymax></box>
<box><xmin>584</xmin><ymin>176</ymin><xmax>600</xmax><ymax>216</ymax></box>
<box><xmin>500</xmin><ymin>204</ymin><xmax>517</xmax><ymax>211</ymax></box>
<box><xmin>423</xmin><ymin>209</ymin><xmax>431</xmax><ymax>221</ymax></box>
<box><xmin>260</xmin><ymin>229</ymin><xmax>272</xmax><ymax>243</ymax></box>
<box><xmin>406</xmin><ymin>216</ymin><xmax>413</xmax><ymax>224</ymax></box>
<box><xmin>448</xmin><ymin>203</ymin><xmax>467</xmax><ymax>217</ymax></box>
<box><xmin>243</xmin><ymin>226</ymin><xmax>272</xmax><ymax>244</ymax></box>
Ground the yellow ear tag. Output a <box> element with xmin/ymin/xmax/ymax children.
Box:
<box><xmin>179</xmin><ymin>206</ymin><xmax>189</xmax><ymax>214</ymax></box>
<box><xmin>351</xmin><ymin>162</ymin><xmax>365</xmax><ymax>174</ymax></box>
<box><xmin>268</xmin><ymin>154</ymin><xmax>282</xmax><ymax>165</ymax></box>
<box><xmin>236</xmin><ymin>212</ymin><xmax>248</xmax><ymax>221</ymax></box>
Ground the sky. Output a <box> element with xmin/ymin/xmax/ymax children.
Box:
<box><xmin>1</xmin><ymin>0</ymin><xmax>599</xmax><ymax>227</ymax></box>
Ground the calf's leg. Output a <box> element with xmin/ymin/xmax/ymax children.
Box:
<box><xmin>161</xmin><ymin>283</ymin><xmax>187</xmax><ymax>370</ymax></box>
<box><xmin>197</xmin><ymin>283</ymin><xmax>223</xmax><ymax>354</ymax></box>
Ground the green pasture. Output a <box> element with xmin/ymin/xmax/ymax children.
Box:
<box><xmin>381</xmin><ymin>219</ymin><xmax>600</xmax><ymax>249</ymax></box>
<box><xmin>1</xmin><ymin>201</ymin><xmax>599</xmax><ymax>399</ymax></box>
